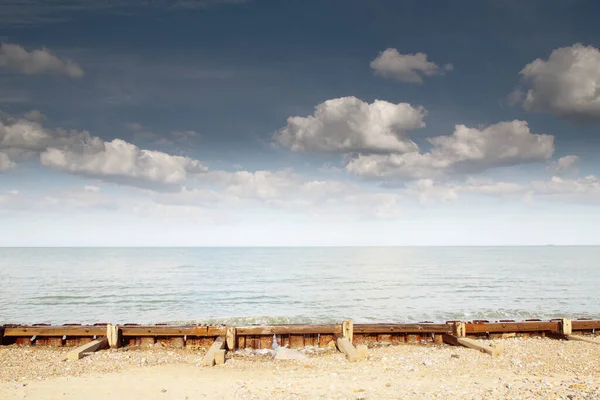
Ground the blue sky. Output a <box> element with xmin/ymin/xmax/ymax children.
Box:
<box><xmin>1</xmin><ymin>0</ymin><xmax>600</xmax><ymax>246</ymax></box>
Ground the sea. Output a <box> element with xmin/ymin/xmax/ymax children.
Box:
<box><xmin>0</xmin><ymin>246</ymin><xmax>599</xmax><ymax>325</ymax></box>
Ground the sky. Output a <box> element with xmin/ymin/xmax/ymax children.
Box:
<box><xmin>1</xmin><ymin>0</ymin><xmax>600</xmax><ymax>246</ymax></box>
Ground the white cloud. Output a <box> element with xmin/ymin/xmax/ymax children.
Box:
<box><xmin>0</xmin><ymin>118</ymin><xmax>94</xmax><ymax>152</ymax></box>
<box><xmin>0</xmin><ymin>116</ymin><xmax>208</xmax><ymax>188</ymax></box>
<box><xmin>407</xmin><ymin>179</ymin><xmax>460</xmax><ymax>204</ymax></box>
<box><xmin>40</xmin><ymin>139</ymin><xmax>207</xmax><ymax>186</ymax></box>
<box><xmin>531</xmin><ymin>175</ymin><xmax>600</xmax><ymax>203</ymax></box>
<box><xmin>370</xmin><ymin>48</ymin><xmax>451</xmax><ymax>83</ymax></box>
<box><xmin>23</xmin><ymin>109</ymin><xmax>46</xmax><ymax>123</ymax></box>
<box><xmin>0</xmin><ymin>152</ymin><xmax>15</xmax><ymax>171</ymax></box>
<box><xmin>546</xmin><ymin>155</ymin><xmax>580</xmax><ymax>175</ymax></box>
<box><xmin>0</xmin><ymin>186</ymin><xmax>116</xmax><ymax>212</ymax></box>
<box><xmin>407</xmin><ymin>175</ymin><xmax>600</xmax><ymax>205</ymax></box>
<box><xmin>127</xmin><ymin>122</ymin><xmax>199</xmax><ymax>145</ymax></box>
<box><xmin>274</xmin><ymin>96</ymin><xmax>426</xmax><ymax>154</ymax></box>
<box><xmin>198</xmin><ymin>169</ymin><xmax>351</xmax><ymax>201</ymax></box>
<box><xmin>159</xmin><ymin>168</ymin><xmax>404</xmax><ymax>220</ymax></box>
<box><xmin>346</xmin><ymin>120</ymin><xmax>554</xmax><ymax>180</ymax></box>
<box><xmin>406</xmin><ymin>178</ymin><xmax>527</xmax><ymax>205</ymax></box>
<box><xmin>518</xmin><ymin>43</ymin><xmax>600</xmax><ymax>121</ymax></box>
<box><xmin>0</xmin><ymin>42</ymin><xmax>84</xmax><ymax>78</ymax></box>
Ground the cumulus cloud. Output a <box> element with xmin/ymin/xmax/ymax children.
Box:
<box><xmin>0</xmin><ymin>43</ymin><xmax>84</xmax><ymax>78</ymax></box>
<box><xmin>0</xmin><ymin>152</ymin><xmax>15</xmax><ymax>171</ymax></box>
<box><xmin>406</xmin><ymin>174</ymin><xmax>600</xmax><ymax>205</ymax></box>
<box><xmin>0</xmin><ymin>116</ymin><xmax>207</xmax><ymax>188</ymax></box>
<box><xmin>531</xmin><ymin>175</ymin><xmax>600</xmax><ymax>203</ymax></box>
<box><xmin>406</xmin><ymin>178</ymin><xmax>527</xmax><ymax>204</ymax></box>
<box><xmin>274</xmin><ymin>96</ymin><xmax>426</xmax><ymax>154</ymax></box>
<box><xmin>160</xmin><ymin>169</ymin><xmax>403</xmax><ymax>220</ymax></box>
<box><xmin>346</xmin><ymin>120</ymin><xmax>554</xmax><ymax>180</ymax></box>
<box><xmin>370</xmin><ymin>48</ymin><xmax>452</xmax><ymax>84</ymax></box>
<box><xmin>546</xmin><ymin>155</ymin><xmax>580</xmax><ymax>175</ymax></box>
<box><xmin>517</xmin><ymin>43</ymin><xmax>600</xmax><ymax>122</ymax></box>
<box><xmin>40</xmin><ymin>139</ymin><xmax>207</xmax><ymax>186</ymax></box>
<box><xmin>197</xmin><ymin>169</ymin><xmax>351</xmax><ymax>201</ymax></box>
<box><xmin>23</xmin><ymin>109</ymin><xmax>46</xmax><ymax>123</ymax></box>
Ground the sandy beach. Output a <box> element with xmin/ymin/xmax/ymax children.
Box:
<box><xmin>1</xmin><ymin>337</ymin><xmax>599</xmax><ymax>399</ymax></box>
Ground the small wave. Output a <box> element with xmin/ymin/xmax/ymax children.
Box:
<box><xmin>160</xmin><ymin>315</ymin><xmax>340</xmax><ymax>326</ymax></box>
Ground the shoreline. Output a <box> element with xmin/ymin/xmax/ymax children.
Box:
<box><xmin>1</xmin><ymin>337</ymin><xmax>599</xmax><ymax>399</ymax></box>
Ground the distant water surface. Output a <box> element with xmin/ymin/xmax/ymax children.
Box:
<box><xmin>0</xmin><ymin>247</ymin><xmax>599</xmax><ymax>325</ymax></box>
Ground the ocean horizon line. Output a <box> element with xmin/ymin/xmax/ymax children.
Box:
<box><xmin>2</xmin><ymin>244</ymin><xmax>600</xmax><ymax>249</ymax></box>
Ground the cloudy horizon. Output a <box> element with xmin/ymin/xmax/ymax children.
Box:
<box><xmin>1</xmin><ymin>0</ymin><xmax>600</xmax><ymax>246</ymax></box>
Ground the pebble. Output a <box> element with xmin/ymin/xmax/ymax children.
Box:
<box><xmin>1</xmin><ymin>337</ymin><xmax>599</xmax><ymax>399</ymax></box>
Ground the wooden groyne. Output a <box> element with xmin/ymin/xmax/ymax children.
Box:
<box><xmin>2</xmin><ymin>318</ymin><xmax>599</xmax><ymax>351</ymax></box>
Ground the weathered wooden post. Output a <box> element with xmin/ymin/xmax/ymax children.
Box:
<box><xmin>452</xmin><ymin>321</ymin><xmax>466</xmax><ymax>337</ymax></box>
<box><xmin>342</xmin><ymin>320</ymin><xmax>353</xmax><ymax>344</ymax></box>
<box><xmin>226</xmin><ymin>326</ymin><xmax>236</xmax><ymax>351</ymax></box>
<box><xmin>560</xmin><ymin>318</ymin><xmax>572</xmax><ymax>336</ymax></box>
<box><xmin>106</xmin><ymin>324</ymin><xmax>121</xmax><ymax>349</ymax></box>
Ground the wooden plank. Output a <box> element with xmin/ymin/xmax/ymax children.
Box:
<box><xmin>336</xmin><ymin>337</ymin><xmax>360</xmax><ymax>362</ymax></box>
<box><xmin>289</xmin><ymin>335</ymin><xmax>304</xmax><ymax>348</ymax></box>
<box><xmin>466</xmin><ymin>321</ymin><xmax>559</xmax><ymax>334</ymax></box>
<box><xmin>572</xmin><ymin>320</ymin><xmax>600</xmax><ymax>331</ymax></box>
<box><xmin>442</xmin><ymin>334</ymin><xmax>503</xmax><ymax>357</ymax></box>
<box><xmin>319</xmin><ymin>334</ymin><xmax>333</xmax><ymax>347</ymax></box>
<box><xmin>354</xmin><ymin>324</ymin><xmax>451</xmax><ymax>334</ymax></box>
<box><xmin>0</xmin><ymin>326</ymin><xmax>4</xmax><ymax>346</ymax></box>
<box><xmin>259</xmin><ymin>335</ymin><xmax>272</xmax><ymax>350</ymax></box>
<box><xmin>215</xmin><ymin>349</ymin><xmax>226</xmax><ymax>365</ymax></box>
<box><xmin>567</xmin><ymin>335</ymin><xmax>600</xmax><ymax>345</ymax></box>
<box><xmin>119</xmin><ymin>326</ymin><xmax>201</xmax><ymax>337</ymax></box>
<box><xmin>236</xmin><ymin>325</ymin><xmax>338</xmax><ymax>335</ymax></box>
<box><xmin>207</xmin><ymin>326</ymin><xmax>227</xmax><ymax>336</ymax></box>
<box><xmin>4</xmin><ymin>326</ymin><xmax>105</xmax><ymax>337</ymax></box>
<box><xmin>62</xmin><ymin>338</ymin><xmax>108</xmax><ymax>361</ymax></box>
<box><xmin>201</xmin><ymin>337</ymin><xmax>226</xmax><ymax>367</ymax></box>
<box><xmin>356</xmin><ymin>344</ymin><xmax>368</xmax><ymax>359</ymax></box>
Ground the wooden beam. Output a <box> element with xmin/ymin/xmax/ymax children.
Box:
<box><xmin>465</xmin><ymin>321</ymin><xmax>559</xmax><ymax>334</ymax></box>
<box><xmin>353</xmin><ymin>323</ymin><xmax>451</xmax><ymax>334</ymax></box>
<box><xmin>201</xmin><ymin>336</ymin><xmax>226</xmax><ymax>367</ymax></box>
<box><xmin>336</xmin><ymin>336</ymin><xmax>359</xmax><ymax>362</ymax></box>
<box><xmin>62</xmin><ymin>337</ymin><xmax>108</xmax><ymax>361</ymax></box>
<box><xmin>226</xmin><ymin>327</ymin><xmax>236</xmax><ymax>350</ymax></box>
<box><xmin>0</xmin><ymin>326</ymin><xmax>4</xmax><ymax>346</ymax></box>
<box><xmin>356</xmin><ymin>344</ymin><xmax>368</xmax><ymax>359</ymax></box>
<box><xmin>236</xmin><ymin>325</ymin><xmax>338</xmax><ymax>335</ymax></box>
<box><xmin>215</xmin><ymin>349</ymin><xmax>226</xmax><ymax>365</ymax></box>
<box><xmin>4</xmin><ymin>326</ymin><xmax>105</xmax><ymax>337</ymax></box>
<box><xmin>442</xmin><ymin>334</ymin><xmax>503</xmax><ymax>356</ymax></box>
<box><xmin>566</xmin><ymin>335</ymin><xmax>600</xmax><ymax>345</ymax></box>
<box><xmin>572</xmin><ymin>320</ymin><xmax>600</xmax><ymax>331</ymax></box>
<box><xmin>119</xmin><ymin>326</ymin><xmax>204</xmax><ymax>337</ymax></box>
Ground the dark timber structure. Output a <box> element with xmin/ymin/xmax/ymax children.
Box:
<box><xmin>2</xmin><ymin>319</ymin><xmax>599</xmax><ymax>351</ymax></box>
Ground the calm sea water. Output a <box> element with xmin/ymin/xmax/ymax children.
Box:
<box><xmin>0</xmin><ymin>247</ymin><xmax>599</xmax><ymax>325</ymax></box>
